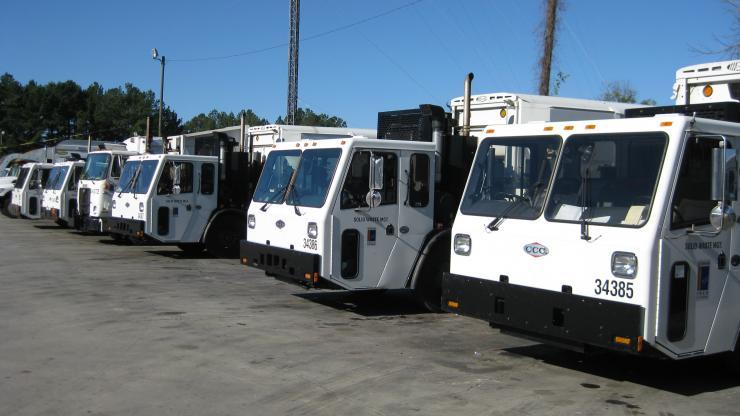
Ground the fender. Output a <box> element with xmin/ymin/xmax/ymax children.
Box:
<box><xmin>406</xmin><ymin>228</ymin><xmax>451</xmax><ymax>290</ymax></box>
<box><xmin>0</xmin><ymin>187</ymin><xmax>13</xmax><ymax>198</ymax></box>
<box><xmin>201</xmin><ymin>208</ymin><xmax>245</xmax><ymax>242</ymax></box>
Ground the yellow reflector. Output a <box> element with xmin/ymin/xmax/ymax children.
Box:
<box><xmin>585</xmin><ymin>124</ymin><xmax>596</xmax><ymax>130</ymax></box>
<box><xmin>241</xmin><ymin>258</ymin><xmax>248</xmax><ymax>265</ymax></box>
<box><xmin>614</xmin><ymin>336</ymin><xmax>631</xmax><ymax>346</ymax></box>
<box><xmin>703</xmin><ymin>84</ymin><xmax>713</xmax><ymax>97</ymax></box>
<box><xmin>447</xmin><ymin>300</ymin><xmax>459</xmax><ymax>309</ymax></box>
<box><xmin>660</xmin><ymin>121</ymin><xmax>673</xmax><ymax>127</ymax></box>
<box><xmin>564</xmin><ymin>125</ymin><xmax>574</xmax><ymax>131</ymax></box>
<box><xmin>313</xmin><ymin>272</ymin><xmax>319</xmax><ymax>283</ymax></box>
<box><xmin>485</xmin><ymin>128</ymin><xmax>495</xmax><ymax>134</ymax></box>
<box><xmin>499</xmin><ymin>108</ymin><xmax>507</xmax><ymax>118</ymax></box>
<box><xmin>304</xmin><ymin>273</ymin><xmax>311</xmax><ymax>280</ymax></box>
<box><xmin>543</xmin><ymin>126</ymin><xmax>554</xmax><ymax>131</ymax></box>
<box><xmin>637</xmin><ymin>336</ymin><xmax>644</xmax><ymax>352</ymax></box>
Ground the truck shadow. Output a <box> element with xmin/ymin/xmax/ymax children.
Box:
<box><xmin>33</xmin><ymin>224</ymin><xmax>64</xmax><ymax>230</ymax></box>
<box><xmin>145</xmin><ymin>249</ymin><xmax>214</xmax><ymax>259</ymax></box>
<box><xmin>293</xmin><ymin>289</ymin><xmax>430</xmax><ymax>317</ymax></box>
<box><xmin>503</xmin><ymin>343</ymin><xmax>739</xmax><ymax>396</ymax></box>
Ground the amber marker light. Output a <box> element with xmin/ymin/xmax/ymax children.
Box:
<box><xmin>564</xmin><ymin>125</ymin><xmax>574</xmax><ymax>131</ymax></box>
<box><xmin>544</xmin><ymin>126</ymin><xmax>554</xmax><ymax>131</ymax></box>
<box><xmin>660</xmin><ymin>121</ymin><xmax>673</xmax><ymax>127</ymax></box>
<box><xmin>447</xmin><ymin>300</ymin><xmax>459</xmax><ymax>309</ymax></box>
<box><xmin>585</xmin><ymin>124</ymin><xmax>596</xmax><ymax>130</ymax></box>
<box><xmin>499</xmin><ymin>108</ymin><xmax>507</xmax><ymax>118</ymax></box>
<box><xmin>703</xmin><ymin>84</ymin><xmax>713</xmax><ymax>97</ymax></box>
<box><xmin>485</xmin><ymin>128</ymin><xmax>495</xmax><ymax>134</ymax></box>
<box><xmin>614</xmin><ymin>336</ymin><xmax>631</xmax><ymax>346</ymax></box>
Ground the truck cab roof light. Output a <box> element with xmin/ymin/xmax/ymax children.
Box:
<box><xmin>543</xmin><ymin>126</ymin><xmax>554</xmax><ymax>131</ymax></box>
<box><xmin>564</xmin><ymin>125</ymin><xmax>574</xmax><ymax>130</ymax></box>
<box><xmin>585</xmin><ymin>124</ymin><xmax>596</xmax><ymax>130</ymax></box>
<box><xmin>485</xmin><ymin>128</ymin><xmax>495</xmax><ymax>134</ymax></box>
<box><xmin>660</xmin><ymin>121</ymin><xmax>673</xmax><ymax>127</ymax></box>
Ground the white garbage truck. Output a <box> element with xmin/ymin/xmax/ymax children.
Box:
<box><xmin>442</xmin><ymin>61</ymin><xmax>740</xmax><ymax>361</ymax></box>
<box><xmin>8</xmin><ymin>162</ymin><xmax>54</xmax><ymax>218</ymax></box>
<box><xmin>105</xmin><ymin>125</ymin><xmax>375</xmax><ymax>257</ymax></box>
<box><xmin>41</xmin><ymin>160</ymin><xmax>85</xmax><ymax>226</ymax></box>
<box><xmin>0</xmin><ymin>157</ymin><xmax>34</xmax><ymax>215</ymax></box>
<box><xmin>240</xmin><ymin>81</ymin><xmax>637</xmax><ymax>310</ymax></box>
<box><xmin>76</xmin><ymin>137</ymin><xmax>161</xmax><ymax>233</ymax></box>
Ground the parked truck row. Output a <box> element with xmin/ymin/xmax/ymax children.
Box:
<box><xmin>3</xmin><ymin>60</ymin><xmax>738</xmax><ymax>369</ymax></box>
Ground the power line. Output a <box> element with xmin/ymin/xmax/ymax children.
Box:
<box><xmin>169</xmin><ymin>0</ymin><xmax>425</xmax><ymax>63</ymax></box>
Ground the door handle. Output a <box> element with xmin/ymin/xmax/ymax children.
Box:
<box><xmin>399</xmin><ymin>226</ymin><xmax>409</xmax><ymax>234</ymax></box>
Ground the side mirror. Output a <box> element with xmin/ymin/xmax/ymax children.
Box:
<box><xmin>366</xmin><ymin>190</ymin><xmax>382</xmax><ymax>208</ymax></box>
<box><xmin>370</xmin><ymin>154</ymin><xmax>384</xmax><ymax>190</ymax></box>
<box><xmin>710</xmin><ymin>202</ymin><xmax>736</xmax><ymax>231</ymax></box>
<box><xmin>172</xmin><ymin>165</ymin><xmax>182</xmax><ymax>195</ymax></box>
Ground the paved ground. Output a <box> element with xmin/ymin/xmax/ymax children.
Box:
<box><xmin>0</xmin><ymin>214</ymin><xmax>738</xmax><ymax>416</ymax></box>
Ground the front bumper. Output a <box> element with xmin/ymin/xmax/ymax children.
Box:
<box><xmin>78</xmin><ymin>215</ymin><xmax>104</xmax><ymax>233</ymax></box>
<box><xmin>8</xmin><ymin>203</ymin><xmax>20</xmax><ymax>218</ymax></box>
<box><xmin>103</xmin><ymin>217</ymin><xmax>146</xmax><ymax>238</ymax></box>
<box><xmin>442</xmin><ymin>273</ymin><xmax>646</xmax><ymax>353</ymax></box>
<box><xmin>41</xmin><ymin>208</ymin><xmax>60</xmax><ymax>221</ymax></box>
<box><xmin>240</xmin><ymin>240</ymin><xmax>321</xmax><ymax>286</ymax></box>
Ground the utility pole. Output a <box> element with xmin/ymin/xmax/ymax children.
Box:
<box><xmin>287</xmin><ymin>0</ymin><xmax>300</xmax><ymax>125</ymax></box>
<box><xmin>152</xmin><ymin>48</ymin><xmax>166</xmax><ymax>137</ymax></box>
<box><xmin>538</xmin><ymin>0</ymin><xmax>560</xmax><ymax>96</ymax></box>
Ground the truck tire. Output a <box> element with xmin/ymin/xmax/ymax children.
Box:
<box><xmin>177</xmin><ymin>243</ymin><xmax>205</xmax><ymax>256</ymax></box>
<box><xmin>414</xmin><ymin>241</ymin><xmax>450</xmax><ymax>313</ymax></box>
<box><xmin>1</xmin><ymin>195</ymin><xmax>10</xmax><ymax>216</ymax></box>
<box><xmin>205</xmin><ymin>212</ymin><xmax>245</xmax><ymax>259</ymax></box>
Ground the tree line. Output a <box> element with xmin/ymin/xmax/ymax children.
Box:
<box><xmin>0</xmin><ymin>73</ymin><xmax>347</xmax><ymax>152</ymax></box>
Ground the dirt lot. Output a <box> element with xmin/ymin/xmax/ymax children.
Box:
<box><xmin>0</xmin><ymin>214</ymin><xmax>738</xmax><ymax>415</ymax></box>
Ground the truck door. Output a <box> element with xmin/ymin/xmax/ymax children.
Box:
<box><xmin>657</xmin><ymin>135</ymin><xmax>733</xmax><ymax>356</ymax></box>
<box><xmin>150</xmin><ymin>160</ymin><xmax>198</xmax><ymax>242</ymax></box>
<box><xmin>330</xmin><ymin>150</ymin><xmax>400</xmax><ymax>289</ymax></box>
<box><xmin>26</xmin><ymin>167</ymin><xmax>47</xmax><ymax>217</ymax></box>
<box><xmin>380</xmin><ymin>151</ymin><xmax>435</xmax><ymax>288</ymax></box>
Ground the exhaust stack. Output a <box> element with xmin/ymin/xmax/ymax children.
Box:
<box><xmin>462</xmin><ymin>73</ymin><xmax>474</xmax><ymax>136</ymax></box>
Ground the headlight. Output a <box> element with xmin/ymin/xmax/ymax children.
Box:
<box><xmin>454</xmin><ymin>234</ymin><xmax>471</xmax><ymax>256</ymax></box>
<box><xmin>247</xmin><ymin>214</ymin><xmax>256</xmax><ymax>229</ymax></box>
<box><xmin>307</xmin><ymin>222</ymin><xmax>318</xmax><ymax>239</ymax></box>
<box><xmin>612</xmin><ymin>252</ymin><xmax>637</xmax><ymax>278</ymax></box>
<box><xmin>139</xmin><ymin>202</ymin><xmax>144</xmax><ymax>213</ymax></box>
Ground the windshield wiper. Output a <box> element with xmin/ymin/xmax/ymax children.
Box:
<box><xmin>260</xmin><ymin>182</ymin><xmax>291</xmax><ymax>211</ymax></box>
<box><xmin>487</xmin><ymin>196</ymin><xmax>529</xmax><ymax>231</ymax></box>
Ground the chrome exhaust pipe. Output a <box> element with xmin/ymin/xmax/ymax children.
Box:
<box><xmin>462</xmin><ymin>72</ymin><xmax>474</xmax><ymax>136</ymax></box>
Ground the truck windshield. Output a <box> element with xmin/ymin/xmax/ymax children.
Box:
<box><xmin>545</xmin><ymin>132</ymin><xmax>667</xmax><ymax>227</ymax></box>
<box><xmin>47</xmin><ymin>166</ymin><xmax>70</xmax><ymax>191</ymax></box>
<box><xmin>286</xmin><ymin>148</ymin><xmax>342</xmax><ymax>208</ymax></box>
<box><xmin>116</xmin><ymin>160</ymin><xmax>159</xmax><ymax>194</ymax></box>
<box><xmin>460</xmin><ymin>136</ymin><xmax>561</xmax><ymax>219</ymax></box>
<box><xmin>14</xmin><ymin>167</ymin><xmax>29</xmax><ymax>189</ymax></box>
<box><xmin>253</xmin><ymin>150</ymin><xmax>301</xmax><ymax>203</ymax></box>
<box><xmin>81</xmin><ymin>153</ymin><xmax>111</xmax><ymax>180</ymax></box>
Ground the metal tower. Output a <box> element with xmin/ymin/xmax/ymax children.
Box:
<box><xmin>287</xmin><ymin>0</ymin><xmax>300</xmax><ymax>125</ymax></box>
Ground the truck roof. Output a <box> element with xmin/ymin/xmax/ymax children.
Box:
<box><xmin>126</xmin><ymin>153</ymin><xmax>218</xmax><ymax>163</ymax></box>
<box><xmin>270</xmin><ymin>136</ymin><xmax>436</xmax><ymax>152</ymax></box>
<box><xmin>448</xmin><ymin>92</ymin><xmax>641</xmax><ymax>113</ymax></box>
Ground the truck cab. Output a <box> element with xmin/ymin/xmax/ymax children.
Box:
<box><xmin>9</xmin><ymin>162</ymin><xmax>53</xmax><ymax>219</ymax></box>
<box><xmin>0</xmin><ymin>158</ymin><xmax>34</xmax><ymax>215</ymax></box>
<box><xmin>41</xmin><ymin>161</ymin><xmax>85</xmax><ymax>227</ymax></box>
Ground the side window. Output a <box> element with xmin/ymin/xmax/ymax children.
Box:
<box><xmin>671</xmin><ymin>138</ymin><xmax>722</xmax><ymax>229</ymax></box>
<box><xmin>408</xmin><ymin>153</ymin><xmax>429</xmax><ymax>207</ymax></box>
<box><xmin>201</xmin><ymin>163</ymin><xmax>215</xmax><ymax>195</ymax></box>
<box><xmin>111</xmin><ymin>156</ymin><xmax>122</xmax><ymax>179</ymax></box>
<box><xmin>68</xmin><ymin>166</ymin><xmax>83</xmax><ymax>191</ymax></box>
<box><xmin>157</xmin><ymin>161</ymin><xmax>193</xmax><ymax>195</ymax></box>
<box><xmin>341</xmin><ymin>152</ymin><xmax>370</xmax><ymax>210</ymax></box>
<box><xmin>340</xmin><ymin>151</ymin><xmax>398</xmax><ymax>209</ymax></box>
<box><xmin>380</xmin><ymin>153</ymin><xmax>398</xmax><ymax>205</ymax></box>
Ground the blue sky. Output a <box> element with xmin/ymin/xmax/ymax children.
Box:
<box><xmin>1</xmin><ymin>0</ymin><xmax>736</xmax><ymax>129</ymax></box>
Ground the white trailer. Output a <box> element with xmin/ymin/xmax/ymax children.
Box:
<box><xmin>443</xmin><ymin>62</ymin><xmax>740</xmax><ymax>361</ymax></box>
<box><xmin>41</xmin><ymin>160</ymin><xmax>85</xmax><ymax>226</ymax></box>
<box><xmin>8</xmin><ymin>162</ymin><xmax>53</xmax><ymax>219</ymax></box>
<box><xmin>240</xmin><ymin>87</ymin><xmax>638</xmax><ymax>310</ymax></box>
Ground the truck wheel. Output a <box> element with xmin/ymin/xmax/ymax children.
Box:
<box><xmin>414</xmin><ymin>242</ymin><xmax>450</xmax><ymax>313</ymax></box>
<box><xmin>177</xmin><ymin>243</ymin><xmax>205</xmax><ymax>256</ymax></box>
<box><xmin>205</xmin><ymin>213</ymin><xmax>245</xmax><ymax>259</ymax></box>
<box><xmin>1</xmin><ymin>195</ymin><xmax>10</xmax><ymax>216</ymax></box>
